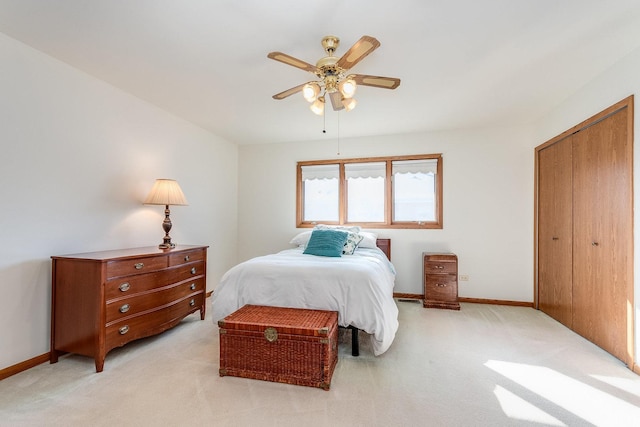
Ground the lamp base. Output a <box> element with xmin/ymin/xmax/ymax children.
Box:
<box><xmin>158</xmin><ymin>242</ymin><xmax>176</xmax><ymax>249</ymax></box>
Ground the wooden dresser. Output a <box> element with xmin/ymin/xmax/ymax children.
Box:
<box><xmin>423</xmin><ymin>252</ymin><xmax>460</xmax><ymax>310</ymax></box>
<box><xmin>50</xmin><ymin>245</ymin><xmax>208</xmax><ymax>372</ymax></box>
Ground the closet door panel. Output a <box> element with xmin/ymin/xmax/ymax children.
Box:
<box><xmin>571</xmin><ymin>108</ymin><xmax>632</xmax><ymax>364</ymax></box>
<box><xmin>537</xmin><ymin>138</ymin><xmax>573</xmax><ymax>327</ymax></box>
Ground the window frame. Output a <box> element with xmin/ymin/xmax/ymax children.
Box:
<box><xmin>296</xmin><ymin>154</ymin><xmax>443</xmax><ymax>229</ymax></box>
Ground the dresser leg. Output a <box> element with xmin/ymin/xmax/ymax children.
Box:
<box><xmin>95</xmin><ymin>358</ymin><xmax>105</xmax><ymax>373</ymax></box>
<box><xmin>200</xmin><ymin>305</ymin><xmax>206</xmax><ymax>320</ymax></box>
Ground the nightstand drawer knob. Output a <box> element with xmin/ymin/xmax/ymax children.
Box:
<box><xmin>184</xmin><ymin>255</ymin><xmax>190</xmax><ymax>261</ymax></box>
<box><xmin>119</xmin><ymin>325</ymin><xmax>129</xmax><ymax>335</ymax></box>
<box><xmin>119</xmin><ymin>304</ymin><xmax>130</xmax><ymax>313</ymax></box>
<box><xmin>119</xmin><ymin>282</ymin><xmax>130</xmax><ymax>292</ymax></box>
<box><xmin>189</xmin><ymin>299</ymin><xmax>195</xmax><ymax>307</ymax></box>
<box><xmin>190</xmin><ymin>283</ymin><xmax>196</xmax><ymax>290</ymax></box>
<box><xmin>134</xmin><ymin>262</ymin><xmax>144</xmax><ymax>270</ymax></box>
<box><xmin>191</xmin><ymin>267</ymin><xmax>197</xmax><ymax>274</ymax></box>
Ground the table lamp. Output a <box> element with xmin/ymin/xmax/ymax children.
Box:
<box><xmin>144</xmin><ymin>179</ymin><xmax>188</xmax><ymax>249</ymax></box>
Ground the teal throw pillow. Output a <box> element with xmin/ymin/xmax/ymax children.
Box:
<box><xmin>303</xmin><ymin>229</ymin><xmax>349</xmax><ymax>257</ymax></box>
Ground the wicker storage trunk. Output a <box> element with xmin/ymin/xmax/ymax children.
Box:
<box><xmin>218</xmin><ymin>305</ymin><xmax>338</xmax><ymax>390</ymax></box>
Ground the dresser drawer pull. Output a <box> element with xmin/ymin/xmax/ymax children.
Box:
<box><xmin>119</xmin><ymin>282</ymin><xmax>131</xmax><ymax>292</ymax></box>
<box><xmin>191</xmin><ymin>267</ymin><xmax>197</xmax><ymax>274</ymax></box>
<box><xmin>433</xmin><ymin>265</ymin><xmax>444</xmax><ymax>269</ymax></box>
<box><xmin>119</xmin><ymin>325</ymin><xmax>130</xmax><ymax>335</ymax></box>
<box><xmin>435</xmin><ymin>283</ymin><xmax>447</xmax><ymax>287</ymax></box>
<box><xmin>189</xmin><ymin>299</ymin><xmax>195</xmax><ymax>307</ymax></box>
<box><xmin>134</xmin><ymin>262</ymin><xmax>144</xmax><ymax>270</ymax></box>
<box><xmin>184</xmin><ymin>255</ymin><xmax>190</xmax><ymax>262</ymax></box>
<box><xmin>190</xmin><ymin>283</ymin><xmax>196</xmax><ymax>290</ymax></box>
<box><xmin>119</xmin><ymin>304</ymin><xmax>130</xmax><ymax>313</ymax></box>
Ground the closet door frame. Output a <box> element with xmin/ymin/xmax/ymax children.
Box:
<box><xmin>534</xmin><ymin>95</ymin><xmax>634</xmax><ymax>368</ymax></box>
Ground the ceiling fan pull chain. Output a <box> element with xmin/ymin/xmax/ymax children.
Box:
<box><xmin>322</xmin><ymin>110</ymin><xmax>326</xmax><ymax>134</ymax></box>
<box><xmin>336</xmin><ymin>111</ymin><xmax>341</xmax><ymax>156</ymax></box>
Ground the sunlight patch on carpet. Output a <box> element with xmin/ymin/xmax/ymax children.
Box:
<box><xmin>486</xmin><ymin>360</ymin><xmax>640</xmax><ymax>426</ymax></box>
<box><xmin>493</xmin><ymin>385</ymin><xmax>565</xmax><ymax>426</ymax></box>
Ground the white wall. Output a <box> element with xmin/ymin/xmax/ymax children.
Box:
<box><xmin>0</xmin><ymin>33</ymin><xmax>239</xmax><ymax>370</ymax></box>
<box><xmin>238</xmin><ymin>125</ymin><xmax>536</xmax><ymax>302</ymax></box>
<box><xmin>531</xmin><ymin>44</ymin><xmax>640</xmax><ymax>361</ymax></box>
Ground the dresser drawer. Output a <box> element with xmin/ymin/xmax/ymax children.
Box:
<box><xmin>105</xmin><ymin>278</ymin><xmax>205</xmax><ymax>323</ymax></box>
<box><xmin>106</xmin><ymin>256</ymin><xmax>168</xmax><ymax>279</ymax></box>
<box><xmin>105</xmin><ymin>293</ymin><xmax>205</xmax><ymax>353</ymax></box>
<box><xmin>425</xmin><ymin>275</ymin><xmax>457</xmax><ymax>302</ymax></box>
<box><xmin>424</xmin><ymin>261</ymin><xmax>457</xmax><ymax>274</ymax></box>
<box><xmin>105</xmin><ymin>261</ymin><xmax>205</xmax><ymax>301</ymax></box>
<box><xmin>169</xmin><ymin>248</ymin><xmax>206</xmax><ymax>266</ymax></box>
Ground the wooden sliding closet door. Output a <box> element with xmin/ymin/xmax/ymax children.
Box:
<box><xmin>537</xmin><ymin>137</ymin><xmax>573</xmax><ymax>328</ymax></box>
<box><xmin>571</xmin><ymin>108</ymin><xmax>632</xmax><ymax>364</ymax></box>
<box><xmin>536</xmin><ymin>96</ymin><xmax>633</xmax><ymax>368</ymax></box>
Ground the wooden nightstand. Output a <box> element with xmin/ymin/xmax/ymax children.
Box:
<box><xmin>423</xmin><ymin>252</ymin><xmax>460</xmax><ymax>310</ymax></box>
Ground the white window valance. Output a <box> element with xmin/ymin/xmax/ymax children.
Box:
<box><xmin>301</xmin><ymin>164</ymin><xmax>339</xmax><ymax>180</ymax></box>
<box><xmin>345</xmin><ymin>162</ymin><xmax>386</xmax><ymax>179</ymax></box>
<box><xmin>392</xmin><ymin>159</ymin><xmax>438</xmax><ymax>175</ymax></box>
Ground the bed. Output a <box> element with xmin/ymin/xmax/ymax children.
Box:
<box><xmin>211</xmin><ymin>234</ymin><xmax>399</xmax><ymax>356</ymax></box>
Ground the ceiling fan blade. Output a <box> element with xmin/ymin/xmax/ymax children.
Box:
<box><xmin>329</xmin><ymin>92</ymin><xmax>345</xmax><ymax>111</ymax></box>
<box><xmin>267</xmin><ymin>52</ymin><xmax>319</xmax><ymax>74</ymax></box>
<box><xmin>336</xmin><ymin>36</ymin><xmax>380</xmax><ymax>70</ymax></box>
<box><xmin>351</xmin><ymin>74</ymin><xmax>401</xmax><ymax>90</ymax></box>
<box><xmin>272</xmin><ymin>83</ymin><xmax>307</xmax><ymax>100</ymax></box>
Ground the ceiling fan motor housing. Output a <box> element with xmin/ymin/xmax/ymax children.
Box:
<box><xmin>321</xmin><ymin>35</ymin><xmax>340</xmax><ymax>55</ymax></box>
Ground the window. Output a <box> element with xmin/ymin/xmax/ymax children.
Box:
<box><xmin>297</xmin><ymin>154</ymin><xmax>442</xmax><ymax>229</ymax></box>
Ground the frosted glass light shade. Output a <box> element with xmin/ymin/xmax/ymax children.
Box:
<box><xmin>302</xmin><ymin>83</ymin><xmax>321</xmax><ymax>102</ymax></box>
<box><xmin>144</xmin><ymin>179</ymin><xmax>188</xmax><ymax>206</ymax></box>
<box><xmin>342</xmin><ymin>97</ymin><xmax>357</xmax><ymax>112</ymax></box>
<box><xmin>339</xmin><ymin>78</ymin><xmax>357</xmax><ymax>98</ymax></box>
<box><xmin>310</xmin><ymin>97</ymin><xmax>325</xmax><ymax>115</ymax></box>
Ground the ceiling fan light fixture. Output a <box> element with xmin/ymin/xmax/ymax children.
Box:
<box><xmin>342</xmin><ymin>97</ymin><xmax>357</xmax><ymax>111</ymax></box>
<box><xmin>302</xmin><ymin>82</ymin><xmax>321</xmax><ymax>102</ymax></box>
<box><xmin>268</xmin><ymin>35</ymin><xmax>400</xmax><ymax>114</ymax></box>
<box><xmin>339</xmin><ymin>78</ymin><xmax>357</xmax><ymax>98</ymax></box>
<box><xmin>310</xmin><ymin>96</ymin><xmax>325</xmax><ymax>115</ymax></box>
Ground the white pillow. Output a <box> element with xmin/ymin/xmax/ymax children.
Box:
<box><xmin>314</xmin><ymin>224</ymin><xmax>361</xmax><ymax>233</ymax></box>
<box><xmin>358</xmin><ymin>231</ymin><xmax>379</xmax><ymax>248</ymax></box>
<box><xmin>289</xmin><ymin>231</ymin><xmax>313</xmax><ymax>247</ymax></box>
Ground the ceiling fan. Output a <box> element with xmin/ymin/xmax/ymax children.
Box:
<box><xmin>268</xmin><ymin>35</ymin><xmax>401</xmax><ymax>115</ymax></box>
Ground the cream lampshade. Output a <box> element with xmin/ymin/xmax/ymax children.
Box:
<box><xmin>144</xmin><ymin>179</ymin><xmax>188</xmax><ymax>249</ymax></box>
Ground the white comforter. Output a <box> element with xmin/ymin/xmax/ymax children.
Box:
<box><xmin>211</xmin><ymin>247</ymin><xmax>399</xmax><ymax>355</ymax></box>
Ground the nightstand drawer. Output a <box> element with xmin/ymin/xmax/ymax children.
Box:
<box><xmin>425</xmin><ymin>275</ymin><xmax>457</xmax><ymax>302</ymax></box>
<box><xmin>424</xmin><ymin>261</ymin><xmax>457</xmax><ymax>274</ymax></box>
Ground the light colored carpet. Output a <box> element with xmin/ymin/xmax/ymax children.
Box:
<box><xmin>2</xmin><ymin>301</ymin><xmax>640</xmax><ymax>426</ymax></box>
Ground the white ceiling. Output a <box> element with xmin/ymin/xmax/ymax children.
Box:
<box><xmin>1</xmin><ymin>0</ymin><xmax>640</xmax><ymax>145</ymax></box>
